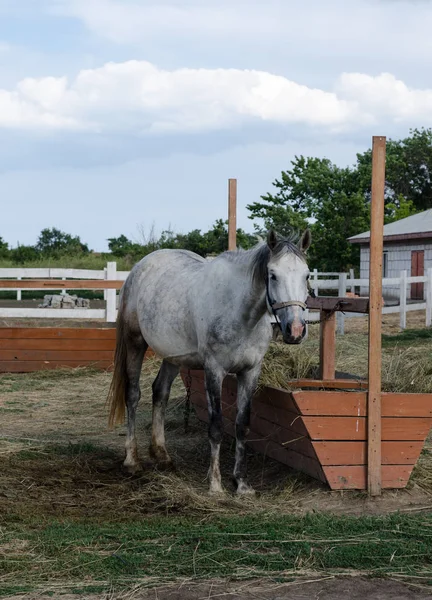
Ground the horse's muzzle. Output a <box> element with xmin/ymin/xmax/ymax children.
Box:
<box><xmin>283</xmin><ymin>320</ymin><xmax>307</xmax><ymax>344</ymax></box>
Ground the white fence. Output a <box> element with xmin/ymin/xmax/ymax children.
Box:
<box><xmin>0</xmin><ymin>263</ymin><xmax>129</xmax><ymax>323</ymax></box>
<box><xmin>1</xmin><ymin>264</ymin><xmax>432</xmax><ymax>332</ymax></box>
<box><xmin>310</xmin><ymin>267</ymin><xmax>432</xmax><ymax>333</ymax></box>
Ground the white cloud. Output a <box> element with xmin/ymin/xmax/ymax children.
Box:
<box><xmin>336</xmin><ymin>73</ymin><xmax>432</xmax><ymax>122</ymax></box>
<box><xmin>0</xmin><ymin>60</ymin><xmax>431</xmax><ymax>134</ymax></box>
<box><xmin>50</xmin><ymin>0</ymin><xmax>282</xmax><ymax>43</ymax></box>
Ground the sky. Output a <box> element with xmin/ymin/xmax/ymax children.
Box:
<box><xmin>1</xmin><ymin>0</ymin><xmax>432</xmax><ymax>251</ymax></box>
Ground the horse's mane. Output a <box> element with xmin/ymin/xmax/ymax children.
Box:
<box><xmin>218</xmin><ymin>232</ymin><xmax>306</xmax><ymax>284</ymax></box>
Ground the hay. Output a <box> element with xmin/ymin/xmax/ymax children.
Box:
<box><xmin>1</xmin><ymin>326</ymin><xmax>432</xmax><ymax>522</ymax></box>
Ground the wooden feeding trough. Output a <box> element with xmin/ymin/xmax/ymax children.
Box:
<box><xmin>181</xmin><ymin>138</ymin><xmax>432</xmax><ymax>494</ymax></box>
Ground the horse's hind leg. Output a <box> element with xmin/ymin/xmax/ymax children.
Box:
<box><xmin>149</xmin><ymin>360</ymin><xmax>179</xmax><ymax>466</ymax></box>
<box><xmin>123</xmin><ymin>335</ymin><xmax>147</xmax><ymax>474</ymax></box>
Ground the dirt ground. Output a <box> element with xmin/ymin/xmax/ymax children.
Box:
<box><xmin>0</xmin><ymin>356</ymin><xmax>431</xmax><ymax>522</ymax></box>
<box><xmin>7</xmin><ymin>577</ymin><xmax>431</xmax><ymax>600</ymax></box>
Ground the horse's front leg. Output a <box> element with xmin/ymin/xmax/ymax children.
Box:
<box><xmin>204</xmin><ymin>365</ymin><xmax>226</xmax><ymax>494</ymax></box>
<box><xmin>234</xmin><ymin>365</ymin><xmax>261</xmax><ymax>495</ymax></box>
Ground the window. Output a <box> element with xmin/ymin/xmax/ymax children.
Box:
<box><xmin>382</xmin><ymin>251</ymin><xmax>388</xmax><ymax>278</ymax></box>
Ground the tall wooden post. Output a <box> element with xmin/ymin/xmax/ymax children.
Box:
<box><xmin>228</xmin><ymin>179</ymin><xmax>237</xmax><ymax>251</ymax></box>
<box><xmin>368</xmin><ymin>136</ymin><xmax>386</xmax><ymax>496</ymax></box>
<box><xmin>319</xmin><ymin>311</ymin><xmax>336</xmax><ymax>380</ymax></box>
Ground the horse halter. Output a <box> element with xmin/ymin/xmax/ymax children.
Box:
<box><xmin>265</xmin><ymin>270</ymin><xmax>315</xmax><ymax>332</ymax></box>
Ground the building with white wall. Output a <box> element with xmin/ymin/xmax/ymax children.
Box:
<box><xmin>348</xmin><ymin>209</ymin><xmax>432</xmax><ymax>301</ymax></box>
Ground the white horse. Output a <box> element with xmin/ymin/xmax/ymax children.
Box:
<box><xmin>108</xmin><ymin>230</ymin><xmax>311</xmax><ymax>494</ymax></box>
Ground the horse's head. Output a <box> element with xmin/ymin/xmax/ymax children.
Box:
<box><xmin>265</xmin><ymin>229</ymin><xmax>311</xmax><ymax>344</ymax></box>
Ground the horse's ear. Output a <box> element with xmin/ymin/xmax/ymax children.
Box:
<box><xmin>267</xmin><ymin>230</ymin><xmax>278</xmax><ymax>252</ymax></box>
<box><xmin>299</xmin><ymin>229</ymin><xmax>312</xmax><ymax>253</ymax></box>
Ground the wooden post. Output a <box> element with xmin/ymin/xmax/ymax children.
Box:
<box><xmin>228</xmin><ymin>178</ymin><xmax>237</xmax><ymax>251</ymax></box>
<box><xmin>106</xmin><ymin>261</ymin><xmax>117</xmax><ymax>323</ymax></box>
<box><xmin>17</xmin><ymin>276</ymin><xmax>22</xmax><ymax>301</ymax></box>
<box><xmin>426</xmin><ymin>268</ymin><xmax>432</xmax><ymax>327</ymax></box>
<box><xmin>400</xmin><ymin>270</ymin><xmax>407</xmax><ymax>330</ymax></box>
<box><xmin>319</xmin><ymin>311</ymin><xmax>336</xmax><ymax>380</ymax></box>
<box><xmin>368</xmin><ymin>136</ymin><xmax>386</xmax><ymax>497</ymax></box>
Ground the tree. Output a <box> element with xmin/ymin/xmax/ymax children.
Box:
<box><xmin>356</xmin><ymin>128</ymin><xmax>432</xmax><ymax>214</ymax></box>
<box><xmin>0</xmin><ymin>237</ymin><xmax>8</xmax><ymax>258</ymax></box>
<box><xmin>107</xmin><ymin>234</ymin><xmax>140</xmax><ymax>257</ymax></box>
<box><xmin>247</xmin><ymin>157</ymin><xmax>368</xmax><ymax>271</ymax></box>
<box><xmin>248</xmin><ymin>129</ymin><xmax>432</xmax><ymax>271</ymax></box>
<box><xmin>11</xmin><ymin>244</ymin><xmax>39</xmax><ymax>264</ymax></box>
<box><xmin>36</xmin><ymin>228</ymin><xmax>90</xmax><ymax>256</ymax></box>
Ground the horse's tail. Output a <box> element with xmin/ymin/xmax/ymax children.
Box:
<box><xmin>107</xmin><ymin>293</ymin><xmax>128</xmax><ymax>429</ymax></box>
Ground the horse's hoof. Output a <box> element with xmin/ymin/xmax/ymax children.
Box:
<box><xmin>155</xmin><ymin>459</ymin><xmax>175</xmax><ymax>472</ymax></box>
<box><xmin>208</xmin><ymin>481</ymin><xmax>225</xmax><ymax>496</ymax></box>
<box><xmin>149</xmin><ymin>446</ymin><xmax>174</xmax><ymax>470</ymax></box>
<box><xmin>236</xmin><ymin>482</ymin><xmax>256</xmax><ymax>496</ymax></box>
<box><xmin>122</xmin><ymin>462</ymin><xmax>142</xmax><ymax>476</ymax></box>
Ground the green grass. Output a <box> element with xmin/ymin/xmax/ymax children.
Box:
<box><xmin>0</xmin><ymin>290</ymin><xmax>104</xmax><ymax>300</ymax></box>
<box><xmin>383</xmin><ymin>328</ymin><xmax>432</xmax><ymax>347</ymax></box>
<box><xmin>0</xmin><ymin>255</ymin><xmax>131</xmax><ymax>270</ymax></box>
<box><xmin>1</xmin><ymin>513</ymin><xmax>431</xmax><ymax>594</ymax></box>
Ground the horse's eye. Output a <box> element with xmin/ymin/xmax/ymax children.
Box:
<box><xmin>270</xmin><ymin>273</ymin><xmax>277</xmax><ymax>281</ymax></box>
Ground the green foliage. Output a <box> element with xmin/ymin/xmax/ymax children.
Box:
<box><xmin>357</xmin><ymin>127</ymin><xmax>432</xmax><ymax>212</ymax></box>
<box><xmin>9</xmin><ymin>244</ymin><xmax>39</xmax><ymax>264</ymax></box>
<box><xmin>107</xmin><ymin>234</ymin><xmax>142</xmax><ymax>258</ymax></box>
<box><xmin>248</xmin><ymin>157</ymin><xmax>369</xmax><ymax>271</ymax></box>
<box><xmin>106</xmin><ymin>220</ymin><xmax>258</xmax><ymax>264</ymax></box>
<box><xmin>384</xmin><ymin>195</ymin><xmax>418</xmax><ymax>224</ymax></box>
<box><xmin>248</xmin><ymin>129</ymin><xmax>432</xmax><ymax>271</ymax></box>
<box><xmin>36</xmin><ymin>227</ymin><xmax>90</xmax><ymax>257</ymax></box>
<box><xmin>0</xmin><ymin>237</ymin><xmax>8</xmax><ymax>258</ymax></box>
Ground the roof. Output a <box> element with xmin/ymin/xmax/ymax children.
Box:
<box><xmin>348</xmin><ymin>209</ymin><xmax>432</xmax><ymax>244</ymax></box>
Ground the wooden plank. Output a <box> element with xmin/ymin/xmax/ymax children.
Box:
<box><xmin>0</xmin><ymin>328</ymin><xmax>116</xmax><ymax>339</ymax></box>
<box><xmin>228</xmin><ymin>178</ymin><xmax>237</xmax><ymax>251</ymax></box>
<box><xmin>189</xmin><ymin>381</ymin><xmax>315</xmax><ymax>456</ymax></box>
<box><xmin>313</xmin><ymin>441</ymin><xmax>423</xmax><ymax>466</ymax></box>
<box><xmin>247</xmin><ymin>437</ymin><xmax>326</xmax><ymax>483</ymax></box>
<box><xmin>293</xmin><ymin>391</ymin><xmax>432</xmax><ymax>418</ymax></box>
<box><xmin>185</xmin><ymin>370</ymin><xmax>302</xmax><ymax>414</ymax></box>
<box><xmin>0</xmin><ymin>360</ymin><xmax>113</xmax><ymax>373</ymax></box>
<box><xmin>307</xmin><ymin>296</ymin><xmax>369</xmax><ymax>313</ymax></box>
<box><xmin>0</xmin><ymin>279</ymin><xmax>123</xmax><ymax>290</ymax></box>
<box><xmin>368</xmin><ymin>135</ymin><xmax>386</xmax><ymax>496</ymax></box>
<box><xmin>303</xmin><ymin>416</ymin><xmax>432</xmax><ymax>441</ymax></box>
<box><xmin>0</xmin><ymin>339</ymin><xmax>116</xmax><ymax>351</ymax></box>
<box><xmin>193</xmin><ymin>405</ymin><xmax>326</xmax><ymax>483</ymax></box>
<box><xmin>323</xmin><ymin>465</ymin><xmax>414</xmax><ymax>490</ymax></box>
<box><xmin>190</xmin><ymin>386</ymin><xmax>307</xmax><ymax>436</ymax></box>
<box><xmin>0</xmin><ymin>350</ymin><xmax>115</xmax><ymax>361</ymax></box>
<box><xmin>382</xmin><ymin>393</ymin><xmax>432</xmax><ymax>417</ymax></box>
<box><xmin>290</xmin><ymin>379</ymin><xmax>368</xmax><ymax>390</ymax></box>
<box><xmin>253</xmin><ymin>387</ymin><xmax>301</xmax><ymax>414</ymax></box>
<box><xmin>293</xmin><ymin>391</ymin><xmax>367</xmax><ymax>416</ymax></box>
<box><xmin>319</xmin><ymin>311</ymin><xmax>336</xmax><ymax>380</ymax></box>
